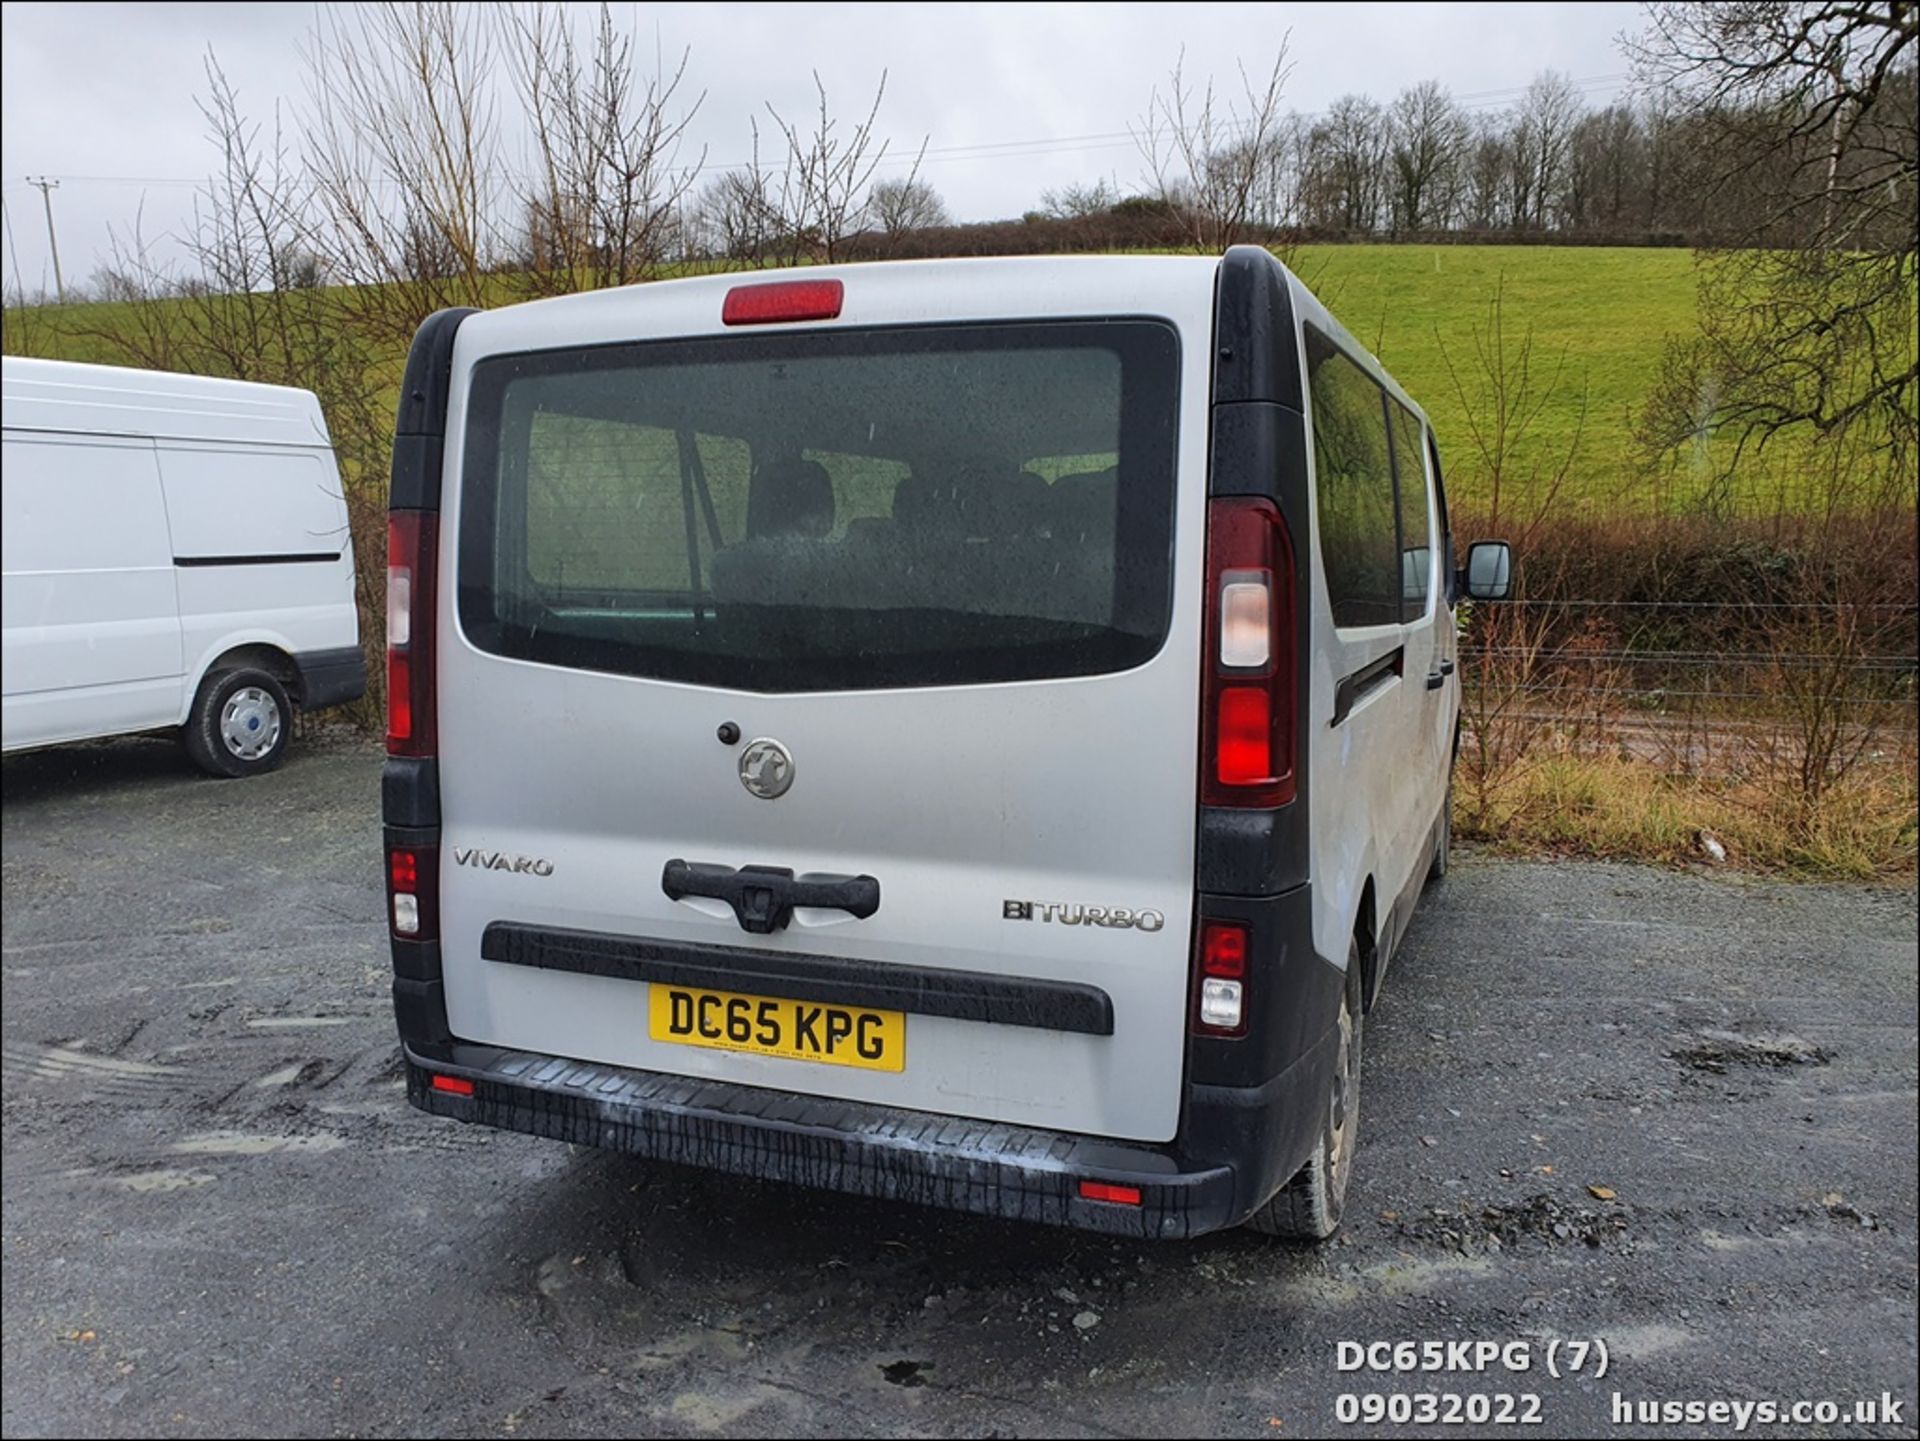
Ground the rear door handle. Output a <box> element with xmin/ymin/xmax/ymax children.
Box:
<box><xmin>662</xmin><ymin>859</ymin><xmax>880</xmax><ymax>935</ymax></box>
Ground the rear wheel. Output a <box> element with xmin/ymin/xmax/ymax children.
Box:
<box><xmin>183</xmin><ymin>668</ymin><xmax>292</xmax><ymax>778</ymax></box>
<box><xmin>1245</xmin><ymin>939</ymin><xmax>1363</xmax><ymax>1240</ymax></box>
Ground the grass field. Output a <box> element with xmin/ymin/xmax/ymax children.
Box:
<box><xmin>0</xmin><ymin>244</ymin><xmax>1868</xmax><ymax>518</ymax></box>
<box><xmin>1294</xmin><ymin>245</ymin><xmax>1705</xmax><ymax>517</ymax></box>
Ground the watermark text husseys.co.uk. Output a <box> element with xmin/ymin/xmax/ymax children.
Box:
<box><xmin>1611</xmin><ymin>1392</ymin><xmax>1905</xmax><ymax>1431</ymax></box>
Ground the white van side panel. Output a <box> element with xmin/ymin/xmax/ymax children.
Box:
<box><xmin>156</xmin><ymin>439</ymin><xmax>361</xmax><ymax>722</ymax></box>
<box><xmin>1</xmin><ymin>431</ymin><xmax>184</xmax><ymax>749</ymax></box>
<box><xmin>156</xmin><ymin>443</ymin><xmax>349</xmax><ymax>560</ymax></box>
<box><xmin>1287</xmin><ymin>279</ymin><xmax>1441</xmax><ymax>971</ymax></box>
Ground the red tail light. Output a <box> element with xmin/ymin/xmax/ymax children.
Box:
<box><xmin>1078</xmin><ymin>1180</ymin><xmax>1142</xmax><ymax>1206</ymax></box>
<box><xmin>722</xmin><ymin>279</ymin><xmax>844</xmax><ymax>326</ymax></box>
<box><xmin>1201</xmin><ymin>498</ymin><xmax>1295</xmax><ymax>806</ymax></box>
<box><xmin>430</xmin><ymin>1074</ymin><xmax>474</xmax><ymax>1097</ymax></box>
<box><xmin>386</xmin><ymin>842</ymin><xmax>439</xmax><ymax>942</ymax></box>
<box><xmin>1196</xmin><ymin>920</ymin><xmax>1249</xmax><ymax>1036</ymax></box>
<box><xmin>387</xmin><ymin>511</ymin><xmax>437</xmax><ymax>756</ymax></box>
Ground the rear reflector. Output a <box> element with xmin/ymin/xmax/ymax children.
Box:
<box><xmin>429</xmin><ymin>1074</ymin><xmax>475</xmax><ymax>1097</ymax></box>
<box><xmin>722</xmin><ymin>279</ymin><xmax>844</xmax><ymax>326</ymax></box>
<box><xmin>1201</xmin><ymin>922</ymin><xmax>1247</xmax><ymax>978</ymax></box>
<box><xmin>1078</xmin><ymin>1180</ymin><xmax>1143</xmax><ymax>1206</ymax></box>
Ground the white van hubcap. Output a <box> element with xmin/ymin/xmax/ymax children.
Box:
<box><xmin>220</xmin><ymin>687</ymin><xmax>282</xmax><ymax>761</ymax></box>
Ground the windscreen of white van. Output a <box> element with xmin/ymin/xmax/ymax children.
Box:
<box><xmin>456</xmin><ymin>322</ymin><xmax>1180</xmax><ymax>691</ymax></box>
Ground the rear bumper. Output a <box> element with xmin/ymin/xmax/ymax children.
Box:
<box><xmin>405</xmin><ymin>1043</ymin><xmax>1235</xmax><ymax>1238</ymax></box>
<box><xmin>394</xmin><ymin>880</ymin><xmax>1341</xmax><ymax>1240</ymax></box>
<box><xmin>292</xmin><ymin>645</ymin><xmax>367</xmax><ymax>712</ymax></box>
<box><xmin>402</xmin><ymin>1019</ymin><xmax>1336</xmax><ymax>1240</ymax></box>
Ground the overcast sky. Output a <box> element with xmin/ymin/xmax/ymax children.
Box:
<box><xmin>1</xmin><ymin>1</ymin><xmax>1644</xmax><ymax>293</ymax></box>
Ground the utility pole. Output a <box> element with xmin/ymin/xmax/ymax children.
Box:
<box><xmin>26</xmin><ymin>176</ymin><xmax>64</xmax><ymax>304</ymax></box>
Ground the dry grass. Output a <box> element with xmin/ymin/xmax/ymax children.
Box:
<box><xmin>1456</xmin><ymin>747</ymin><xmax>1918</xmax><ymax>880</ymax></box>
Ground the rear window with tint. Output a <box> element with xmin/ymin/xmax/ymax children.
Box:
<box><xmin>457</xmin><ymin>322</ymin><xmax>1180</xmax><ymax>692</ymax></box>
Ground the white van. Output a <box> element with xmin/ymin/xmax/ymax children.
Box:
<box><xmin>384</xmin><ymin>249</ymin><xmax>1512</xmax><ymax>1239</ymax></box>
<box><xmin>1</xmin><ymin>358</ymin><xmax>365</xmax><ymax>776</ymax></box>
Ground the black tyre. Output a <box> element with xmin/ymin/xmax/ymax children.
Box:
<box><xmin>1245</xmin><ymin>939</ymin><xmax>1363</xmax><ymax>1240</ymax></box>
<box><xmin>182</xmin><ymin>668</ymin><xmax>292</xmax><ymax>778</ymax></box>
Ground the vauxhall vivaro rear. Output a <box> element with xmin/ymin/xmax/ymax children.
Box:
<box><xmin>382</xmin><ymin>248</ymin><xmax>1510</xmax><ymax>1239</ymax></box>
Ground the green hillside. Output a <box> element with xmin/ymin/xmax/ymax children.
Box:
<box><xmin>1293</xmin><ymin>245</ymin><xmax>1704</xmax><ymax>519</ymax></box>
<box><xmin>0</xmin><ymin>246</ymin><xmax>1842</xmax><ymax>518</ymax></box>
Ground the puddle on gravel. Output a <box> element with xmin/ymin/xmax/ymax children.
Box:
<box><xmin>245</xmin><ymin>1017</ymin><xmax>357</xmax><ymax>1030</ymax></box>
<box><xmin>880</xmin><ymin>1359</ymin><xmax>931</xmax><ymax>1387</ymax></box>
<box><xmin>169</xmin><ymin>1130</ymin><xmax>346</xmax><ymax>1156</ymax></box>
<box><xmin>1669</xmin><ymin>1029</ymin><xmax>1830</xmax><ymax>1074</ymax></box>
<box><xmin>116</xmin><ymin>1168</ymin><xmax>217</xmax><ymax>1193</ymax></box>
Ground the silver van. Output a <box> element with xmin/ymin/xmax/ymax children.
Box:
<box><xmin>383</xmin><ymin>248</ymin><xmax>1511</xmax><ymax>1239</ymax></box>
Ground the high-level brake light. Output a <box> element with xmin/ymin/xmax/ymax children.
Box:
<box><xmin>722</xmin><ymin>279</ymin><xmax>844</xmax><ymax>326</ymax></box>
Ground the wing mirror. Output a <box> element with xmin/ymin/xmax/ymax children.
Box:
<box><xmin>1460</xmin><ymin>540</ymin><xmax>1514</xmax><ymax>601</ymax></box>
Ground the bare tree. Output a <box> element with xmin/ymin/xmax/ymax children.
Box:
<box><xmin>868</xmin><ymin>176</ymin><xmax>950</xmax><ymax>238</ymax></box>
<box><xmin>300</xmin><ymin>1</ymin><xmax>501</xmax><ymax>338</ymax></box>
<box><xmin>693</xmin><ymin>142</ymin><xmax>785</xmax><ymax>265</ymax></box>
<box><xmin>764</xmin><ymin>72</ymin><xmax>919</xmax><ymax>264</ymax></box>
<box><xmin>1387</xmin><ymin>80</ymin><xmax>1468</xmax><ymax>234</ymax></box>
<box><xmin>501</xmin><ymin>2</ymin><xmax>704</xmax><ymax>296</ymax></box>
<box><xmin>1133</xmin><ymin>42</ymin><xmax>1294</xmax><ymax>251</ymax></box>
<box><xmin>1515</xmin><ymin>71</ymin><xmax>1585</xmax><ymax>227</ymax></box>
<box><xmin>1628</xmin><ymin>2</ymin><xmax>1917</xmax><ymax>494</ymax></box>
<box><xmin>1039</xmin><ymin>178</ymin><xmax>1121</xmax><ymax>219</ymax></box>
<box><xmin>1302</xmin><ymin>95</ymin><xmax>1390</xmax><ymax>233</ymax></box>
<box><xmin>1434</xmin><ymin>275</ymin><xmax>1591</xmax><ymax>542</ymax></box>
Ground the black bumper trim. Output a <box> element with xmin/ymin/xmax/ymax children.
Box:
<box><xmin>292</xmin><ymin>645</ymin><xmax>367</xmax><ymax>711</ymax></box>
<box><xmin>406</xmin><ymin>1043</ymin><xmax>1236</xmax><ymax>1239</ymax></box>
<box><xmin>481</xmin><ymin>921</ymin><xmax>1115</xmax><ymax>1036</ymax></box>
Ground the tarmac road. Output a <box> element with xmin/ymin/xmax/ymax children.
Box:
<box><xmin>3</xmin><ymin>734</ymin><xmax>1916</xmax><ymax>1438</ymax></box>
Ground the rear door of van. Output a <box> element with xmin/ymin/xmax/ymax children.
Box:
<box><xmin>431</xmin><ymin>263</ymin><xmax>1215</xmax><ymax>1144</ymax></box>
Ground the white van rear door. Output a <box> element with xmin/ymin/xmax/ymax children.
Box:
<box><xmin>435</xmin><ymin>269</ymin><xmax>1213</xmax><ymax>1144</ymax></box>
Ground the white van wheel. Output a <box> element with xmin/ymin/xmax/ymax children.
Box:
<box><xmin>1244</xmin><ymin>941</ymin><xmax>1363</xmax><ymax>1240</ymax></box>
<box><xmin>184</xmin><ymin>668</ymin><xmax>292</xmax><ymax>778</ymax></box>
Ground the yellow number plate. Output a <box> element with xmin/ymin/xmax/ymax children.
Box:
<box><xmin>648</xmin><ymin>984</ymin><xmax>905</xmax><ymax>1072</ymax></box>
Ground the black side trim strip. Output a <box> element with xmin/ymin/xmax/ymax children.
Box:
<box><xmin>481</xmin><ymin>921</ymin><xmax>1115</xmax><ymax>1037</ymax></box>
<box><xmin>1331</xmin><ymin>646</ymin><xmax>1404</xmax><ymax>727</ymax></box>
<box><xmin>174</xmin><ymin>551</ymin><xmax>342</xmax><ymax>568</ymax></box>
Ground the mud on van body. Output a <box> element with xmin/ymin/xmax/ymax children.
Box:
<box><xmin>384</xmin><ymin>248</ymin><xmax>1511</xmax><ymax>1239</ymax></box>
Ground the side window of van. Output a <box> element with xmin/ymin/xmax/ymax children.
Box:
<box><xmin>1388</xmin><ymin>402</ymin><xmax>1431</xmax><ymax>620</ymax></box>
<box><xmin>1306</xmin><ymin>329</ymin><xmax>1400</xmax><ymax>630</ymax></box>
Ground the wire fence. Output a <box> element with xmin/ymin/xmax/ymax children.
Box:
<box><xmin>1454</xmin><ymin>596</ymin><xmax>1920</xmax><ymax>778</ymax></box>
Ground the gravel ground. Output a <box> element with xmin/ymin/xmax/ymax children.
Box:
<box><xmin>3</xmin><ymin>735</ymin><xmax>1916</xmax><ymax>1439</ymax></box>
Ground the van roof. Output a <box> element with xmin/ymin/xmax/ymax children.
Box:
<box><xmin>453</xmin><ymin>251</ymin><xmax>1428</xmax><ymax>430</ymax></box>
<box><xmin>1</xmin><ymin>357</ymin><xmax>332</xmax><ymax>448</ymax></box>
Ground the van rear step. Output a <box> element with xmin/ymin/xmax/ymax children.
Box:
<box><xmin>404</xmin><ymin>1045</ymin><xmax>1238</xmax><ymax>1239</ymax></box>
